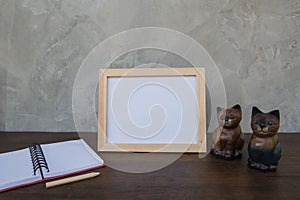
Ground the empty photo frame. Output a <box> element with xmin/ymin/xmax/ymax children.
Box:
<box><xmin>98</xmin><ymin>67</ymin><xmax>206</xmax><ymax>152</ymax></box>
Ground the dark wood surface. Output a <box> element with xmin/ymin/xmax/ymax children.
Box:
<box><xmin>0</xmin><ymin>132</ymin><xmax>299</xmax><ymax>200</ymax></box>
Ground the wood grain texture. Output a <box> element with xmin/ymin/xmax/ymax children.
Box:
<box><xmin>0</xmin><ymin>132</ymin><xmax>299</xmax><ymax>199</ymax></box>
<box><xmin>98</xmin><ymin>70</ymin><xmax>107</xmax><ymax>151</ymax></box>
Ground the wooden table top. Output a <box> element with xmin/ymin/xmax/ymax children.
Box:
<box><xmin>0</xmin><ymin>132</ymin><xmax>299</xmax><ymax>199</ymax></box>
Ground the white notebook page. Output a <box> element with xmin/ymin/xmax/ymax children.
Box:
<box><xmin>41</xmin><ymin>139</ymin><xmax>104</xmax><ymax>178</ymax></box>
<box><xmin>0</xmin><ymin>148</ymin><xmax>42</xmax><ymax>191</ymax></box>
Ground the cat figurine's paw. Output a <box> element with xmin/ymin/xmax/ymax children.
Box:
<box><xmin>224</xmin><ymin>150</ymin><xmax>234</xmax><ymax>160</ymax></box>
<box><xmin>210</xmin><ymin>148</ymin><xmax>224</xmax><ymax>158</ymax></box>
<box><xmin>234</xmin><ymin>150</ymin><xmax>242</xmax><ymax>159</ymax></box>
<box><xmin>248</xmin><ymin>158</ymin><xmax>268</xmax><ymax>172</ymax></box>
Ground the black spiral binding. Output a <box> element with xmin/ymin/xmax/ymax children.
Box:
<box><xmin>29</xmin><ymin>144</ymin><xmax>50</xmax><ymax>178</ymax></box>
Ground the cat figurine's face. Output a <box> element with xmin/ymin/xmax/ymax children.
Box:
<box><xmin>251</xmin><ymin>106</ymin><xmax>280</xmax><ymax>137</ymax></box>
<box><xmin>217</xmin><ymin>104</ymin><xmax>242</xmax><ymax>128</ymax></box>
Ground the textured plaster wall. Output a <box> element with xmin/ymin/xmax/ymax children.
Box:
<box><xmin>0</xmin><ymin>0</ymin><xmax>299</xmax><ymax>132</ymax></box>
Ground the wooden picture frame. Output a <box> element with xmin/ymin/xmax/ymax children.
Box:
<box><xmin>98</xmin><ymin>67</ymin><xmax>206</xmax><ymax>152</ymax></box>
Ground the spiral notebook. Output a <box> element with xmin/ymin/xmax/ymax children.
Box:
<box><xmin>0</xmin><ymin>139</ymin><xmax>104</xmax><ymax>192</ymax></box>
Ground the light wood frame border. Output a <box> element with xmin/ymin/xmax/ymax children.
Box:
<box><xmin>98</xmin><ymin>67</ymin><xmax>206</xmax><ymax>153</ymax></box>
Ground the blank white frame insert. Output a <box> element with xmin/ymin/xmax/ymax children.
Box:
<box><xmin>98</xmin><ymin>68</ymin><xmax>206</xmax><ymax>152</ymax></box>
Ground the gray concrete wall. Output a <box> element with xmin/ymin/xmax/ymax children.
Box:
<box><xmin>0</xmin><ymin>0</ymin><xmax>299</xmax><ymax>132</ymax></box>
<box><xmin>0</xmin><ymin>68</ymin><xmax>6</xmax><ymax>131</ymax></box>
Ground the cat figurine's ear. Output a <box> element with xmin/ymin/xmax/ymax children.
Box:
<box><xmin>232</xmin><ymin>104</ymin><xmax>241</xmax><ymax>112</ymax></box>
<box><xmin>217</xmin><ymin>107</ymin><xmax>225</xmax><ymax>115</ymax></box>
<box><xmin>252</xmin><ymin>106</ymin><xmax>263</xmax><ymax>118</ymax></box>
<box><xmin>269</xmin><ymin>110</ymin><xmax>280</xmax><ymax>121</ymax></box>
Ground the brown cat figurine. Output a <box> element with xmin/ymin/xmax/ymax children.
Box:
<box><xmin>248</xmin><ymin>106</ymin><xmax>281</xmax><ymax>172</ymax></box>
<box><xmin>211</xmin><ymin>104</ymin><xmax>244</xmax><ymax>160</ymax></box>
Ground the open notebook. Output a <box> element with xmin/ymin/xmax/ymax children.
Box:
<box><xmin>0</xmin><ymin>139</ymin><xmax>104</xmax><ymax>192</ymax></box>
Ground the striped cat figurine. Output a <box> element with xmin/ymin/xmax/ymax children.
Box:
<box><xmin>248</xmin><ymin>106</ymin><xmax>281</xmax><ymax>172</ymax></box>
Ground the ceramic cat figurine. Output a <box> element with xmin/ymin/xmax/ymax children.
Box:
<box><xmin>211</xmin><ymin>104</ymin><xmax>244</xmax><ymax>160</ymax></box>
<box><xmin>248</xmin><ymin>106</ymin><xmax>281</xmax><ymax>172</ymax></box>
